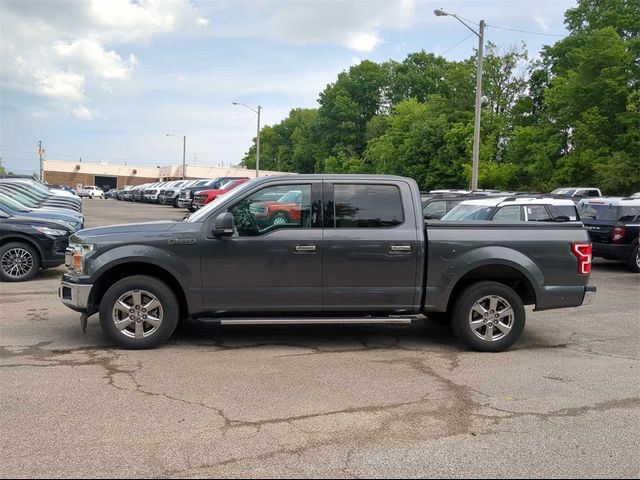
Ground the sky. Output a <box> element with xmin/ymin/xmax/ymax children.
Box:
<box><xmin>0</xmin><ymin>0</ymin><xmax>577</xmax><ymax>175</ymax></box>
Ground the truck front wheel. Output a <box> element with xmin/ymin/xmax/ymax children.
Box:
<box><xmin>99</xmin><ymin>275</ymin><xmax>179</xmax><ymax>349</ymax></box>
<box><xmin>451</xmin><ymin>281</ymin><xmax>525</xmax><ymax>352</ymax></box>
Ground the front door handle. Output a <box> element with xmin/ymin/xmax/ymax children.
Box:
<box><xmin>389</xmin><ymin>245</ymin><xmax>412</xmax><ymax>253</ymax></box>
<box><xmin>295</xmin><ymin>244</ymin><xmax>317</xmax><ymax>253</ymax></box>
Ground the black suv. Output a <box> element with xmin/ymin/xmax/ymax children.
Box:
<box><xmin>578</xmin><ymin>197</ymin><xmax>640</xmax><ymax>272</ymax></box>
<box><xmin>1</xmin><ymin>210</ymin><xmax>74</xmax><ymax>281</ymax></box>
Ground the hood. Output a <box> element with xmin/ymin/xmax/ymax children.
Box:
<box><xmin>8</xmin><ymin>215</ymin><xmax>74</xmax><ymax>233</ymax></box>
<box><xmin>77</xmin><ymin>220</ymin><xmax>178</xmax><ymax>237</ymax></box>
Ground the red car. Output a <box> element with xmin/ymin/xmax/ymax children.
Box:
<box><xmin>249</xmin><ymin>190</ymin><xmax>305</xmax><ymax>226</ymax></box>
<box><xmin>192</xmin><ymin>179</ymin><xmax>249</xmax><ymax>209</ymax></box>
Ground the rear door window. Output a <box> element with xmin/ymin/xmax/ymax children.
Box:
<box><xmin>491</xmin><ymin>205</ymin><xmax>523</xmax><ymax>221</ymax></box>
<box><xmin>333</xmin><ymin>184</ymin><xmax>404</xmax><ymax>228</ymax></box>
<box><xmin>526</xmin><ymin>205</ymin><xmax>552</xmax><ymax>222</ymax></box>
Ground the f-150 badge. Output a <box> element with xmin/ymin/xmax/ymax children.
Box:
<box><xmin>168</xmin><ymin>238</ymin><xmax>197</xmax><ymax>245</ymax></box>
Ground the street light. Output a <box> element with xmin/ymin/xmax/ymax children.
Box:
<box><xmin>166</xmin><ymin>134</ymin><xmax>186</xmax><ymax>180</ymax></box>
<box><xmin>233</xmin><ymin>101</ymin><xmax>262</xmax><ymax>177</ymax></box>
<box><xmin>435</xmin><ymin>9</ymin><xmax>485</xmax><ymax>191</ymax></box>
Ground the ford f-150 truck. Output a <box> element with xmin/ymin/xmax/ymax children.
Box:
<box><xmin>59</xmin><ymin>175</ymin><xmax>596</xmax><ymax>351</ymax></box>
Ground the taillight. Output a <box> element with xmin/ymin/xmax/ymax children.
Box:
<box><xmin>611</xmin><ymin>225</ymin><xmax>625</xmax><ymax>242</ymax></box>
<box><xmin>571</xmin><ymin>243</ymin><xmax>592</xmax><ymax>275</ymax></box>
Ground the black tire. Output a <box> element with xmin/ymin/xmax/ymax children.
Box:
<box><xmin>451</xmin><ymin>281</ymin><xmax>525</xmax><ymax>352</ymax></box>
<box><xmin>188</xmin><ymin>206</ymin><xmax>196</xmax><ymax>212</ymax></box>
<box><xmin>270</xmin><ymin>212</ymin><xmax>289</xmax><ymax>226</ymax></box>
<box><xmin>173</xmin><ymin>198</ymin><xmax>179</xmax><ymax>208</ymax></box>
<box><xmin>626</xmin><ymin>245</ymin><xmax>640</xmax><ymax>273</ymax></box>
<box><xmin>99</xmin><ymin>275</ymin><xmax>179</xmax><ymax>349</ymax></box>
<box><xmin>0</xmin><ymin>241</ymin><xmax>41</xmax><ymax>282</ymax></box>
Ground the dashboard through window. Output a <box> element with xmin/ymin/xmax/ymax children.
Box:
<box><xmin>229</xmin><ymin>184</ymin><xmax>313</xmax><ymax>236</ymax></box>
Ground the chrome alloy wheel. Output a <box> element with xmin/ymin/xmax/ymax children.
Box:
<box><xmin>272</xmin><ymin>216</ymin><xmax>287</xmax><ymax>225</ymax></box>
<box><xmin>1</xmin><ymin>248</ymin><xmax>34</xmax><ymax>278</ymax></box>
<box><xmin>636</xmin><ymin>250</ymin><xmax>639</xmax><ymax>270</ymax></box>
<box><xmin>112</xmin><ymin>290</ymin><xmax>163</xmax><ymax>339</ymax></box>
<box><xmin>468</xmin><ymin>295</ymin><xmax>515</xmax><ymax>342</ymax></box>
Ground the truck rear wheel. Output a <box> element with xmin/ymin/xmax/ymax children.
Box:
<box><xmin>99</xmin><ymin>275</ymin><xmax>179</xmax><ymax>349</ymax></box>
<box><xmin>451</xmin><ymin>281</ymin><xmax>525</xmax><ymax>352</ymax></box>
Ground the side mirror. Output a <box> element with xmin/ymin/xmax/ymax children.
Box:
<box><xmin>212</xmin><ymin>212</ymin><xmax>235</xmax><ymax>237</ymax></box>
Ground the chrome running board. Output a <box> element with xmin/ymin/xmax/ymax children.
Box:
<box><xmin>216</xmin><ymin>317</ymin><xmax>415</xmax><ymax>326</ymax></box>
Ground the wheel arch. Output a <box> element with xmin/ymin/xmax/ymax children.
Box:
<box><xmin>89</xmin><ymin>262</ymin><xmax>189</xmax><ymax>319</ymax></box>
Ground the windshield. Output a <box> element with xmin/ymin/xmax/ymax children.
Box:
<box><xmin>579</xmin><ymin>203</ymin><xmax>640</xmax><ymax>221</ymax></box>
<box><xmin>0</xmin><ymin>186</ymin><xmax>42</xmax><ymax>205</ymax></box>
<box><xmin>277</xmin><ymin>191</ymin><xmax>302</xmax><ymax>203</ymax></box>
<box><xmin>551</xmin><ymin>188</ymin><xmax>576</xmax><ymax>196</ymax></box>
<box><xmin>441</xmin><ymin>204</ymin><xmax>495</xmax><ymax>221</ymax></box>
<box><xmin>219</xmin><ymin>180</ymin><xmax>237</xmax><ymax>190</ymax></box>
<box><xmin>187</xmin><ymin>180</ymin><xmax>255</xmax><ymax>222</ymax></box>
<box><xmin>0</xmin><ymin>192</ymin><xmax>29</xmax><ymax>212</ymax></box>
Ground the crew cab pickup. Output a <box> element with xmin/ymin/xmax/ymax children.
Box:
<box><xmin>59</xmin><ymin>175</ymin><xmax>596</xmax><ymax>351</ymax></box>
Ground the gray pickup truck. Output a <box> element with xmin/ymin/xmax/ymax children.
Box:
<box><xmin>59</xmin><ymin>175</ymin><xmax>596</xmax><ymax>351</ymax></box>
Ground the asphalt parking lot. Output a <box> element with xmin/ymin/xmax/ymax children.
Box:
<box><xmin>1</xmin><ymin>198</ymin><xmax>639</xmax><ymax>478</ymax></box>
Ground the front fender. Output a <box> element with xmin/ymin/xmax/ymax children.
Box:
<box><xmin>87</xmin><ymin>244</ymin><xmax>192</xmax><ymax>284</ymax></box>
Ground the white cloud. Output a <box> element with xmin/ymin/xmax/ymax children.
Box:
<box><xmin>0</xmin><ymin>0</ymin><xmax>205</xmax><ymax>108</ymax></box>
<box><xmin>533</xmin><ymin>15</ymin><xmax>550</xmax><ymax>31</ymax></box>
<box><xmin>347</xmin><ymin>33</ymin><xmax>383</xmax><ymax>52</ymax></box>
<box><xmin>266</xmin><ymin>0</ymin><xmax>414</xmax><ymax>51</ymax></box>
<box><xmin>197</xmin><ymin>17</ymin><xmax>210</xmax><ymax>27</ymax></box>
<box><xmin>38</xmin><ymin>72</ymin><xmax>86</xmax><ymax>101</ymax></box>
<box><xmin>52</xmin><ymin>38</ymin><xmax>137</xmax><ymax>79</ymax></box>
<box><xmin>72</xmin><ymin>105</ymin><xmax>102</xmax><ymax>120</ymax></box>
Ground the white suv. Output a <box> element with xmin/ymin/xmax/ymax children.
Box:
<box><xmin>78</xmin><ymin>186</ymin><xmax>104</xmax><ymax>199</ymax></box>
<box><xmin>442</xmin><ymin>196</ymin><xmax>579</xmax><ymax>222</ymax></box>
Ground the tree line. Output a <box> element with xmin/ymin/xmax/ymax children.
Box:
<box><xmin>241</xmin><ymin>0</ymin><xmax>639</xmax><ymax>194</ymax></box>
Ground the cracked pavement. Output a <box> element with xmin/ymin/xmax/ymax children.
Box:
<box><xmin>1</xmin><ymin>200</ymin><xmax>639</xmax><ymax>478</ymax></box>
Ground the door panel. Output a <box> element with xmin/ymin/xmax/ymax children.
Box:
<box><xmin>322</xmin><ymin>181</ymin><xmax>420</xmax><ymax>313</ymax></box>
<box><xmin>200</xmin><ymin>181</ymin><xmax>322</xmax><ymax>313</ymax></box>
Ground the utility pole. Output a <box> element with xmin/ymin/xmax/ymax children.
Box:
<box><xmin>182</xmin><ymin>135</ymin><xmax>186</xmax><ymax>180</ymax></box>
<box><xmin>256</xmin><ymin>105</ymin><xmax>261</xmax><ymax>178</ymax></box>
<box><xmin>38</xmin><ymin>140</ymin><xmax>44</xmax><ymax>181</ymax></box>
<box><xmin>471</xmin><ymin>20</ymin><xmax>485</xmax><ymax>191</ymax></box>
<box><xmin>232</xmin><ymin>102</ymin><xmax>262</xmax><ymax>177</ymax></box>
<box><xmin>435</xmin><ymin>10</ymin><xmax>485</xmax><ymax>190</ymax></box>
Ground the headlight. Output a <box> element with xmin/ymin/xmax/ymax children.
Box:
<box><xmin>66</xmin><ymin>243</ymin><xmax>94</xmax><ymax>275</ymax></box>
<box><xmin>33</xmin><ymin>226</ymin><xmax>68</xmax><ymax>237</ymax></box>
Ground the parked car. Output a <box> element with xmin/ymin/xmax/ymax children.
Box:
<box><xmin>550</xmin><ymin>187</ymin><xmax>602</xmax><ymax>203</ymax></box>
<box><xmin>578</xmin><ymin>197</ymin><xmax>640</xmax><ymax>272</ymax></box>
<box><xmin>143</xmin><ymin>182</ymin><xmax>167</xmax><ymax>203</ymax></box>
<box><xmin>78</xmin><ymin>186</ymin><xmax>105</xmax><ymax>199</ymax></box>
<box><xmin>422</xmin><ymin>192</ymin><xmax>493</xmax><ymax>220</ymax></box>
<box><xmin>59</xmin><ymin>174</ymin><xmax>595</xmax><ymax>351</ymax></box>
<box><xmin>0</xmin><ymin>192</ymin><xmax>83</xmax><ymax>231</ymax></box>
<box><xmin>104</xmin><ymin>189</ymin><xmax>117</xmax><ymax>199</ymax></box>
<box><xmin>178</xmin><ymin>177</ymin><xmax>250</xmax><ymax>211</ymax></box>
<box><xmin>1</xmin><ymin>209</ymin><xmax>74</xmax><ymax>281</ymax></box>
<box><xmin>441</xmin><ymin>197</ymin><xmax>580</xmax><ymax>222</ymax></box>
<box><xmin>157</xmin><ymin>180</ymin><xmax>192</xmax><ymax>207</ymax></box>
<box><xmin>0</xmin><ymin>180</ymin><xmax>81</xmax><ymax>212</ymax></box>
<box><xmin>192</xmin><ymin>178</ymin><xmax>250</xmax><ymax>209</ymax></box>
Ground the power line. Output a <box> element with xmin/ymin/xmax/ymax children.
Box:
<box><xmin>486</xmin><ymin>24</ymin><xmax>565</xmax><ymax>37</ymax></box>
<box><xmin>440</xmin><ymin>32</ymin><xmax>475</xmax><ymax>55</ymax></box>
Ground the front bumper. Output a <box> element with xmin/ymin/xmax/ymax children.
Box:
<box><xmin>59</xmin><ymin>280</ymin><xmax>93</xmax><ymax>312</ymax></box>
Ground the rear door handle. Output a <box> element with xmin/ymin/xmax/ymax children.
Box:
<box><xmin>389</xmin><ymin>245</ymin><xmax>412</xmax><ymax>253</ymax></box>
<box><xmin>295</xmin><ymin>244</ymin><xmax>317</xmax><ymax>253</ymax></box>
